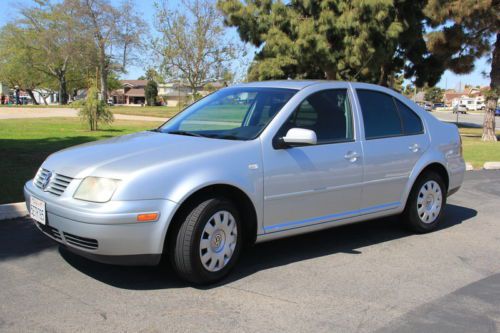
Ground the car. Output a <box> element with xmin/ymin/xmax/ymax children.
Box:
<box><xmin>432</xmin><ymin>103</ymin><xmax>445</xmax><ymax>109</ymax></box>
<box><xmin>421</xmin><ymin>103</ymin><xmax>432</xmax><ymax>112</ymax></box>
<box><xmin>495</xmin><ymin>107</ymin><xmax>500</xmax><ymax>116</ymax></box>
<box><xmin>24</xmin><ymin>81</ymin><xmax>466</xmax><ymax>284</ymax></box>
<box><xmin>453</xmin><ymin>104</ymin><xmax>467</xmax><ymax>114</ymax></box>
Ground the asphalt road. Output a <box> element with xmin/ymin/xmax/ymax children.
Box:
<box><xmin>433</xmin><ymin>111</ymin><xmax>500</xmax><ymax>130</ymax></box>
<box><xmin>1</xmin><ymin>171</ymin><xmax>499</xmax><ymax>333</ymax></box>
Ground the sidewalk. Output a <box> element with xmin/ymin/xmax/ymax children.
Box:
<box><xmin>0</xmin><ymin>107</ymin><xmax>167</xmax><ymax>122</ymax></box>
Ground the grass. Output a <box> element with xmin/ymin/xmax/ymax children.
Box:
<box><xmin>458</xmin><ymin>126</ymin><xmax>500</xmax><ymax>169</ymax></box>
<box><xmin>0</xmin><ymin>117</ymin><xmax>498</xmax><ymax>204</ymax></box>
<box><xmin>0</xmin><ymin>117</ymin><xmax>163</xmax><ymax>204</ymax></box>
<box><xmin>1</xmin><ymin>104</ymin><xmax>181</xmax><ymax>118</ymax></box>
<box><xmin>110</xmin><ymin>106</ymin><xmax>180</xmax><ymax>118</ymax></box>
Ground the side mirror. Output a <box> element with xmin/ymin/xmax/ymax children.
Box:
<box><xmin>275</xmin><ymin>128</ymin><xmax>317</xmax><ymax>149</ymax></box>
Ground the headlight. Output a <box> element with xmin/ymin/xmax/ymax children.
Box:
<box><xmin>73</xmin><ymin>177</ymin><xmax>121</xmax><ymax>203</ymax></box>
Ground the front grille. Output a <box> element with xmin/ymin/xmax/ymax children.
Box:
<box><xmin>63</xmin><ymin>232</ymin><xmax>98</xmax><ymax>250</ymax></box>
<box><xmin>38</xmin><ymin>223</ymin><xmax>63</xmax><ymax>241</ymax></box>
<box><xmin>34</xmin><ymin>168</ymin><xmax>73</xmax><ymax>196</ymax></box>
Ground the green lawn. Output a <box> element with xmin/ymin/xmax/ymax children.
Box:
<box><xmin>0</xmin><ymin>117</ymin><xmax>163</xmax><ymax>204</ymax></box>
<box><xmin>111</xmin><ymin>105</ymin><xmax>180</xmax><ymax>118</ymax></box>
<box><xmin>1</xmin><ymin>104</ymin><xmax>181</xmax><ymax>118</ymax></box>
<box><xmin>459</xmin><ymin>127</ymin><xmax>500</xmax><ymax>168</ymax></box>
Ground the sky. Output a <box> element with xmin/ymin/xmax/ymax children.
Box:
<box><xmin>0</xmin><ymin>0</ymin><xmax>492</xmax><ymax>90</ymax></box>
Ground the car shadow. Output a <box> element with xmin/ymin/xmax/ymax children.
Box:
<box><xmin>0</xmin><ymin>217</ymin><xmax>58</xmax><ymax>261</ymax></box>
<box><xmin>58</xmin><ymin>203</ymin><xmax>477</xmax><ymax>290</ymax></box>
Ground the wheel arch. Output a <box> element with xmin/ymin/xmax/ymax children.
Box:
<box><xmin>403</xmin><ymin>161</ymin><xmax>450</xmax><ymax>209</ymax></box>
<box><xmin>164</xmin><ymin>183</ymin><xmax>258</xmax><ymax>254</ymax></box>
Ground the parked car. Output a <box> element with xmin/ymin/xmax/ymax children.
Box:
<box><xmin>423</xmin><ymin>103</ymin><xmax>432</xmax><ymax>112</ymax></box>
<box><xmin>453</xmin><ymin>104</ymin><xmax>467</xmax><ymax>114</ymax></box>
<box><xmin>432</xmin><ymin>103</ymin><xmax>445</xmax><ymax>109</ymax></box>
<box><xmin>24</xmin><ymin>81</ymin><xmax>465</xmax><ymax>284</ymax></box>
<box><xmin>495</xmin><ymin>107</ymin><xmax>500</xmax><ymax>116</ymax></box>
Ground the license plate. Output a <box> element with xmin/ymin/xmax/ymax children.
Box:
<box><xmin>30</xmin><ymin>197</ymin><xmax>46</xmax><ymax>225</ymax></box>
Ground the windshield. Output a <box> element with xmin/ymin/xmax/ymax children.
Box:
<box><xmin>158</xmin><ymin>87</ymin><xmax>297</xmax><ymax>140</ymax></box>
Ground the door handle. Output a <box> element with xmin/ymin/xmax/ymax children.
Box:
<box><xmin>409</xmin><ymin>144</ymin><xmax>420</xmax><ymax>152</ymax></box>
<box><xmin>344</xmin><ymin>151</ymin><xmax>359</xmax><ymax>162</ymax></box>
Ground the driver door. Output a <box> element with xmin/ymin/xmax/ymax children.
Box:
<box><xmin>261</xmin><ymin>89</ymin><xmax>363</xmax><ymax>233</ymax></box>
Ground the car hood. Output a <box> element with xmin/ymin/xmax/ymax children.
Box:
<box><xmin>42</xmin><ymin>131</ymin><xmax>243</xmax><ymax>179</ymax></box>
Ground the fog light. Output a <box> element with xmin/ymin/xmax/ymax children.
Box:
<box><xmin>137</xmin><ymin>213</ymin><xmax>159</xmax><ymax>222</ymax></box>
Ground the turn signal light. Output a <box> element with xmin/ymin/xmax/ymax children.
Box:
<box><xmin>137</xmin><ymin>213</ymin><xmax>159</xmax><ymax>222</ymax></box>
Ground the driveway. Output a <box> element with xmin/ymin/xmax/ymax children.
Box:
<box><xmin>0</xmin><ymin>107</ymin><xmax>167</xmax><ymax>122</ymax></box>
<box><xmin>1</xmin><ymin>171</ymin><xmax>499</xmax><ymax>332</ymax></box>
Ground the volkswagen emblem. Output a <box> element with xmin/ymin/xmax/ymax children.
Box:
<box><xmin>42</xmin><ymin>171</ymin><xmax>52</xmax><ymax>191</ymax></box>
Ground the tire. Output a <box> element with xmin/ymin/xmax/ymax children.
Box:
<box><xmin>170</xmin><ymin>197</ymin><xmax>242</xmax><ymax>284</ymax></box>
<box><xmin>403</xmin><ymin>171</ymin><xmax>447</xmax><ymax>233</ymax></box>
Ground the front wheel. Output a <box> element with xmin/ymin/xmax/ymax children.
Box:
<box><xmin>403</xmin><ymin>171</ymin><xmax>447</xmax><ymax>233</ymax></box>
<box><xmin>170</xmin><ymin>197</ymin><xmax>242</xmax><ymax>284</ymax></box>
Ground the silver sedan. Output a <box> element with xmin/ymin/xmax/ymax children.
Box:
<box><xmin>24</xmin><ymin>81</ymin><xmax>465</xmax><ymax>284</ymax></box>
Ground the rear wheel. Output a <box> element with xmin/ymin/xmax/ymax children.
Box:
<box><xmin>170</xmin><ymin>197</ymin><xmax>242</xmax><ymax>284</ymax></box>
<box><xmin>403</xmin><ymin>171</ymin><xmax>447</xmax><ymax>233</ymax></box>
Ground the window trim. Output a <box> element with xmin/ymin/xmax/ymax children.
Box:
<box><xmin>356</xmin><ymin>89</ymin><xmax>425</xmax><ymax>141</ymax></box>
<box><xmin>272</xmin><ymin>88</ymin><xmax>356</xmax><ymax>149</ymax></box>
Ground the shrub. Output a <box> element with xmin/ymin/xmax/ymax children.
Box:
<box><xmin>78</xmin><ymin>82</ymin><xmax>113</xmax><ymax>131</ymax></box>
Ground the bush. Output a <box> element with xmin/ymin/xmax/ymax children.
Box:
<box><xmin>78</xmin><ymin>83</ymin><xmax>113</xmax><ymax>131</ymax></box>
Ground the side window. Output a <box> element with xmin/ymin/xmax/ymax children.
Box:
<box><xmin>394</xmin><ymin>99</ymin><xmax>424</xmax><ymax>135</ymax></box>
<box><xmin>357</xmin><ymin>90</ymin><xmax>402</xmax><ymax>139</ymax></box>
<box><xmin>279</xmin><ymin>89</ymin><xmax>354</xmax><ymax>144</ymax></box>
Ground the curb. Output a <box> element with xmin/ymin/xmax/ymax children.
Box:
<box><xmin>483</xmin><ymin>162</ymin><xmax>500</xmax><ymax>170</ymax></box>
<box><xmin>0</xmin><ymin>202</ymin><xmax>28</xmax><ymax>221</ymax></box>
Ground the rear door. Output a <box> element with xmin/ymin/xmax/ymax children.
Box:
<box><xmin>355</xmin><ymin>88</ymin><xmax>429</xmax><ymax>210</ymax></box>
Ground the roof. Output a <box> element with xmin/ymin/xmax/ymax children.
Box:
<box><xmin>121</xmin><ymin>80</ymin><xmax>147</xmax><ymax>87</ymax></box>
<box><xmin>444</xmin><ymin>92</ymin><xmax>464</xmax><ymax>100</ymax></box>
<box><xmin>124</xmin><ymin>88</ymin><xmax>145</xmax><ymax>97</ymax></box>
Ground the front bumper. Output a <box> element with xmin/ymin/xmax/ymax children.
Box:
<box><xmin>24</xmin><ymin>180</ymin><xmax>178</xmax><ymax>266</ymax></box>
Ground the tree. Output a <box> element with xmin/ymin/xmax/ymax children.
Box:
<box><xmin>0</xmin><ymin>24</ymin><xmax>49</xmax><ymax>104</ymax></box>
<box><xmin>424</xmin><ymin>0</ymin><xmax>499</xmax><ymax>141</ymax></box>
<box><xmin>69</xmin><ymin>0</ymin><xmax>146</xmax><ymax>102</ymax></box>
<box><xmin>424</xmin><ymin>87</ymin><xmax>444</xmax><ymax>103</ymax></box>
<box><xmin>218</xmin><ymin>0</ymin><xmax>445</xmax><ymax>87</ymax></box>
<box><xmin>153</xmin><ymin>0</ymin><xmax>240</xmax><ymax>94</ymax></box>
<box><xmin>78</xmin><ymin>80</ymin><xmax>113</xmax><ymax>130</ymax></box>
<box><xmin>138</xmin><ymin>68</ymin><xmax>164</xmax><ymax>83</ymax></box>
<box><xmin>145</xmin><ymin>80</ymin><xmax>158</xmax><ymax>106</ymax></box>
<box><xmin>0</xmin><ymin>1</ymin><xmax>90</xmax><ymax>105</ymax></box>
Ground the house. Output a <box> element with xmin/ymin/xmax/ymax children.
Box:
<box><xmin>157</xmin><ymin>80</ymin><xmax>229</xmax><ymax>107</ymax></box>
<box><xmin>443</xmin><ymin>90</ymin><xmax>463</xmax><ymax>107</ymax></box>
<box><xmin>443</xmin><ymin>86</ymin><xmax>489</xmax><ymax>110</ymax></box>
<box><xmin>158</xmin><ymin>82</ymin><xmax>192</xmax><ymax>107</ymax></box>
<box><xmin>110</xmin><ymin>80</ymin><xmax>147</xmax><ymax>105</ymax></box>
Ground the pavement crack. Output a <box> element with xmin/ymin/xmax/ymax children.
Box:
<box><xmin>225</xmin><ymin>285</ymin><xmax>298</xmax><ymax>305</ymax></box>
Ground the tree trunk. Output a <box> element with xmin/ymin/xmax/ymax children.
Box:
<box><xmin>482</xmin><ymin>32</ymin><xmax>499</xmax><ymax>142</ymax></box>
<box><xmin>99</xmin><ymin>46</ymin><xmax>108</xmax><ymax>102</ymax></box>
<box><xmin>26</xmin><ymin>89</ymin><xmax>39</xmax><ymax>105</ymax></box>
<box><xmin>325</xmin><ymin>69</ymin><xmax>336</xmax><ymax>80</ymax></box>
<box><xmin>58</xmin><ymin>73</ymin><xmax>69</xmax><ymax>105</ymax></box>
